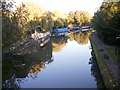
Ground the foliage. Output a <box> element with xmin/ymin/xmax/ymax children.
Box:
<box><xmin>2</xmin><ymin>0</ymin><xmax>22</xmax><ymax>49</ymax></box>
<box><xmin>68</xmin><ymin>11</ymin><xmax>92</xmax><ymax>26</ymax></box>
<box><xmin>2</xmin><ymin>1</ymin><xmax>92</xmax><ymax>50</ymax></box>
<box><xmin>91</xmin><ymin>2</ymin><xmax>120</xmax><ymax>45</ymax></box>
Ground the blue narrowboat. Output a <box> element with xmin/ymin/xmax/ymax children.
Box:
<box><xmin>53</xmin><ymin>28</ymin><xmax>68</xmax><ymax>33</ymax></box>
<box><xmin>53</xmin><ymin>32</ymin><xmax>68</xmax><ymax>36</ymax></box>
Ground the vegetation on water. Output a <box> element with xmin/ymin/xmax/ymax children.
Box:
<box><xmin>90</xmin><ymin>35</ymin><xmax>118</xmax><ymax>88</ymax></box>
<box><xmin>91</xmin><ymin>2</ymin><xmax>120</xmax><ymax>45</ymax></box>
<box><xmin>2</xmin><ymin>1</ymin><xmax>92</xmax><ymax>51</ymax></box>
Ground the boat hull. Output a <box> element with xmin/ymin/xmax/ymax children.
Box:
<box><xmin>53</xmin><ymin>28</ymin><xmax>68</xmax><ymax>33</ymax></box>
<box><xmin>53</xmin><ymin>32</ymin><xmax>68</xmax><ymax>36</ymax></box>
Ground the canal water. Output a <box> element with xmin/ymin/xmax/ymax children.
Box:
<box><xmin>2</xmin><ymin>31</ymin><xmax>104</xmax><ymax>88</ymax></box>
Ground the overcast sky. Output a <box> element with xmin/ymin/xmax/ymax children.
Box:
<box><xmin>15</xmin><ymin>0</ymin><xmax>103</xmax><ymax>15</ymax></box>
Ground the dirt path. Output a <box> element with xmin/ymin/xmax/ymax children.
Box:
<box><xmin>91</xmin><ymin>32</ymin><xmax>119</xmax><ymax>84</ymax></box>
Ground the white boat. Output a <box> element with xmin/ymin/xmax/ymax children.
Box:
<box><xmin>81</xmin><ymin>26</ymin><xmax>92</xmax><ymax>31</ymax></box>
<box><xmin>81</xmin><ymin>28</ymin><xmax>89</xmax><ymax>31</ymax></box>
<box><xmin>31</xmin><ymin>30</ymin><xmax>50</xmax><ymax>39</ymax></box>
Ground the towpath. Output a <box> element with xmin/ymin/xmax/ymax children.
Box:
<box><xmin>91</xmin><ymin>32</ymin><xmax>119</xmax><ymax>85</ymax></box>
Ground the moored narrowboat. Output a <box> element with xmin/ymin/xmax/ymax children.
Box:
<box><xmin>53</xmin><ymin>28</ymin><xmax>68</xmax><ymax>33</ymax></box>
<box><xmin>53</xmin><ymin>32</ymin><xmax>68</xmax><ymax>36</ymax></box>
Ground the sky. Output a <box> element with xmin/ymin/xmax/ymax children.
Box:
<box><xmin>15</xmin><ymin>0</ymin><xmax>103</xmax><ymax>16</ymax></box>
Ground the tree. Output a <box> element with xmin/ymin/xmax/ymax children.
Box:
<box><xmin>91</xmin><ymin>2</ymin><xmax>120</xmax><ymax>45</ymax></box>
<box><xmin>68</xmin><ymin>11</ymin><xmax>92</xmax><ymax>27</ymax></box>
<box><xmin>68</xmin><ymin>11</ymin><xmax>75</xmax><ymax>25</ymax></box>
<box><xmin>2</xmin><ymin>0</ymin><xmax>22</xmax><ymax>49</ymax></box>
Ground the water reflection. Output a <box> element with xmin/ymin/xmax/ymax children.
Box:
<box><xmin>2</xmin><ymin>41</ymin><xmax>53</xmax><ymax>88</ymax></box>
<box><xmin>2</xmin><ymin>30</ymin><xmax>104</xmax><ymax>88</ymax></box>
<box><xmin>51</xmin><ymin>36</ymin><xmax>68</xmax><ymax>52</ymax></box>
<box><xmin>89</xmin><ymin>49</ymin><xmax>105</xmax><ymax>88</ymax></box>
<box><xmin>67</xmin><ymin>31</ymin><xmax>91</xmax><ymax>45</ymax></box>
<box><xmin>51</xmin><ymin>31</ymin><xmax>92</xmax><ymax>52</ymax></box>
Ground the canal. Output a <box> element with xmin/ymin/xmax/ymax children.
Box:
<box><xmin>2</xmin><ymin>31</ymin><xmax>104</xmax><ymax>88</ymax></box>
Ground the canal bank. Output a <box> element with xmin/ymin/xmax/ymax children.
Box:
<box><xmin>90</xmin><ymin>32</ymin><xmax>119</xmax><ymax>88</ymax></box>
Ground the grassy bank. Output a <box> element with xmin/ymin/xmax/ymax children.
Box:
<box><xmin>106</xmin><ymin>48</ymin><xmax>120</xmax><ymax>64</ymax></box>
<box><xmin>90</xmin><ymin>35</ymin><xmax>118</xmax><ymax>88</ymax></box>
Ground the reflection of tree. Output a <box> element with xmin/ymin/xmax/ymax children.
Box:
<box><xmin>51</xmin><ymin>36</ymin><xmax>68</xmax><ymax>52</ymax></box>
<box><xmin>67</xmin><ymin>33</ymin><xmax>75</xmax><ymax>41</ymax></box>
<box><xmin>2</xmin><ymin>41</ymin><xmax>53</xmax><ymax>88</ymax></box>
<box><xmin>29</xmin><ymin>62</ymin><xmax>46</xmax><ymax>74</ymax></box>
<box><xmin>89</xmin><ymin>50</ymin><xmax>105</xmax><ymax>88</ymax></box>
<box><xmin>52</xmin><ymin>43</ymin><xmax>66</xmax><ymax>52</ymax></box>
<box><xmin>51</xmin><ymin>31</ymin><xmax>92</xmax><ymax>52</ymax></box>
<box><xmin>68</xmin><ymin>31</ymin><xmax>92</xmax><ymax>45</ymax></box>
<box><xmin>75</xmin><ymin>31</ymin><xmax>90</xmax><ymax>45</ymax></box>
<box><xmin>2</xmin><ymin>75</ymin><xmax>23</xmax><ymax>88</ymax></box>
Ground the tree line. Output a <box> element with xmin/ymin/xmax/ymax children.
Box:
<box><xmin>2</xmin><ymin>1</ymin><xmax>92</xmax><ymax>50</ymax></box>
<box><xmin>91</xmin><ymin>2</ymin><xmax>120</xmax><ymax>45</ymax></box>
